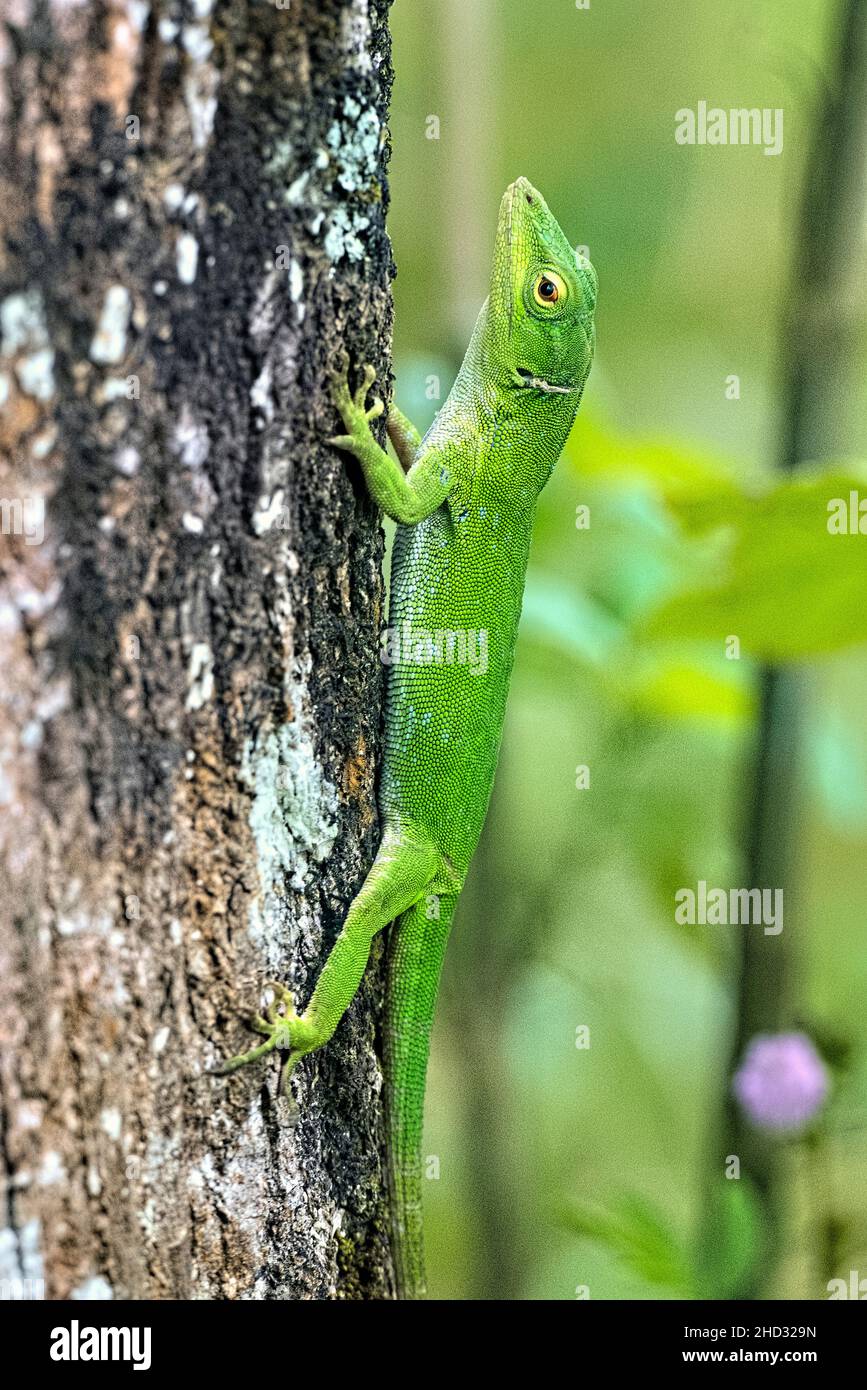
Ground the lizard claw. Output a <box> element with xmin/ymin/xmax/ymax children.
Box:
<box><xmin>261</xmin><ymin>979</ymin><xmax>295</xmax><ymax>1023</ymax></box>
<box><xmin>353</xmin><ymin>362</ymin><xmax>377</xmax><ymax>410</ymax></box>
<box><xmin>329</xmin><ymin>357</ymin><xmax>384</xmax><ymax>449</ymax></box>
<box><xmin>215</xmin><ymin>980</ymin><xmax>303</xmax><ymax>1087</ymax></box>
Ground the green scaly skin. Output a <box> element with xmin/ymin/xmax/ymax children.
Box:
<box><xmin>221</xmin><ymin>178</ymin><xmax>597</xmax><ymax>1298</ymax></box>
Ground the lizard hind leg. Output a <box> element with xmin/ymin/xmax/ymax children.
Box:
<box><xmin>217</xmin><ymin>824</ymin><xmax>442</xmax><ymax>1095</ymax></box>
<box><xmin>387</xmin><ymin>404</ymin><xmax>423</xmax><ymax>473</ymax></box>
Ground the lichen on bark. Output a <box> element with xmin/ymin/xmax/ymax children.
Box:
<box><xmin>0</xmin><ymin>0</ymin><xmax>395</xmax><ymax>1300</ymax></box>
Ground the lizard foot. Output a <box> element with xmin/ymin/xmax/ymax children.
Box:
<box><xmin>216</xmin><ymin>981</ymin><xmax>306</xmax><ymax>1097</ymax></box>
<box><xmin>328</xmin><ymin>352</ymin><xmax>384</xmax><ymax>450</ymax></box>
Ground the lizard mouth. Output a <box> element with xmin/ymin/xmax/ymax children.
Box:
<box><xmin>514</xmin><ymin>367</ymin><xmax>577</xmax><ymax>395</ymax></box>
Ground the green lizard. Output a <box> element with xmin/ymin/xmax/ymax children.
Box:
<box><xmin>221</xmin><ymin>177</ymin><xmax>596</xmax><ymax>1298</ymax></box>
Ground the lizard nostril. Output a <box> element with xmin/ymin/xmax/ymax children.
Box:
<box><xmin>525</xmin><ymin>194</ymin><xmax>534</xmax><ymax>205</ymax></box>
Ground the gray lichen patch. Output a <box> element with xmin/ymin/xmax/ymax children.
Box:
<box><xmin>89</xmin><ymin>286</ymin><xmax>132</xmax><ymax>365</ymax></box>
<box><xmin>0</xmin><ymin>1216</ymin><xmax>43</xmax><ymax>1292</ymax></box>
<box><xmin>186</xmin><ymin>642</ymin><xmax>215</xmax><ymax>710</ymax></box>
<box><xmin>239</xmin><ymin>688</ymin><xmax>339</xmax><ymax>973</ymax></box>
<box><xmin>71</xmin><ymin>1275</ymin><xmax>114</xmax><ymax>1300</ymax></box>
<box><xmin>243</xmin><ymin>705</ymin><xmax>338</xmax><ymax>898</ymax></box>
<box><xmin>264</xmin><ymin>94</ymin><xmax>382</xmax><ymax>263</ymax></box>
<box><xmin>1</xmin><ymin>290</ymin><xmax>47</xmax><ymax>357</ymax></box>
<box><xmin>171</xmin><ymin>403</ymin><xmax>210</xmax><ymax>470</ymax></box>
<box><xmin>181</xmin><ymin>9</ymin><xmax>219</xmax><ymax>150</ymax></box>
<box><xmin>252</xmin><ymin>488</ymin><xmax>287</xmax><ymax>535</ymax></box>
<box><xmin>1</xmin><ymin>289</ymin><xmax>56</xmax><ymax>400</ymax></box>
<box><xmin>187</xmin><ymin>1100</ymin><xmax>325</xmax><ymax>1299</ymax></box>
<box><xmin>328</xmin><ymin>98</ymin><xmax>380</xmax><ymax>193</ymax></box>
<box><xmin>340</xmin><ymin>0</ymin><xmax>375</xmax><ymax>75</ymax></box>
<box><xmin>321</xmin><ymin>99</ymin><xmax>382</xmax><ymax>262</ymax></box>
<box><xmin>176</xmin><ymin>232</ymin><xmax>199</xmax><ymax>284</ymax></box>
<box><xmin>324</xmin><ymin>205</ymin><xmax>371</xmax><ymax>265</ymax></box>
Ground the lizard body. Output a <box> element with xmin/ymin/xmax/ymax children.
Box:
<box><xmin>222</xmin><ymin>177</ymin><xmax>596</xmax><ymax>1298</ymax></box>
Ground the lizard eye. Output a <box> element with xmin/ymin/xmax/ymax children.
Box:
<box><xmin>533</xmin><ymin>271</ymin><xmax>567</xmax><ymax>307</ymax></box>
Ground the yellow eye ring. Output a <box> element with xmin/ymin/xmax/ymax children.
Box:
<box><xmin>533</xmin><ymin>271</ymin><xmax>567</xmax><ymax>307</ymax></box>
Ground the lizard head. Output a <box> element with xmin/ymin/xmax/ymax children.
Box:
<box><xmin>487</xmin><ymin>176</ymin><xmax>596</xmax><ymax>399</ymax></box>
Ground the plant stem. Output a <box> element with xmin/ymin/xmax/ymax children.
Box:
<box><xmin>704</xmin><ymin>0</ymin><xmax>867</xmax><ymax>1300</ymax></box>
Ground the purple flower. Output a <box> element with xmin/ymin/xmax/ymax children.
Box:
<box><xmin>732</xmin><ymin>1032</ymin><xmax>829</xmax><ymax>1134</ymax></box>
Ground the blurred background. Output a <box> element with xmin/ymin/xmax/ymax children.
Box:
<box><xmin>387</xmin><ymin>0</ymin><xmax>867</xmax><ymax>1299</ymax></box>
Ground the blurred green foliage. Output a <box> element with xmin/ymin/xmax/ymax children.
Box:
<box><xmin>388</xmin><ymin>0</ymin><xmax>867</xmax><ymax>1299</ymax></box>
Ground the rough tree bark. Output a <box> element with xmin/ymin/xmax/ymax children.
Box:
<box><xmin>0</xmin><ymin>0</ymin><xmax>395</xmax><ymax>1300</ymax></box>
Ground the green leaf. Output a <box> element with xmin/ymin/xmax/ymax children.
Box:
<box><xmin>695</xmin><ymin>1179</ymin><xmax>764</xmax><ymax>1300</ymax></box>
<box><xmin>642</xmin><ymin>467</ymin><xmax>867</xmax><ymax>660</ymax></box>
<box><xmin>566</xmin><ymin>413</ymin><xmax>742</xmax><ymax>503</ymax></box>
<box><xmin>521</xmin><ymin>574</ymin><xmax>623</xmax><ymax>667</ymax></box>
<box><xmin>627</xmin><ymin>647</ymin><xmax>754</xmax><ymax>724</ymax></box>
<box><xmin>807</xmin><ymin>707</ymin><xmax>867</xmax><ymax>832</ymax></box>
<box><xmin>560</xmin><ymin>1194</ymin><xmax>693</xmax><ymax>1293</ymax></box>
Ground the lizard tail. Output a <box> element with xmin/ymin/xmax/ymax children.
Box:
<box><xmin>383</xmin><ymin>894</ymin><xmax>456</xmax><ymax>1300</ymax></box>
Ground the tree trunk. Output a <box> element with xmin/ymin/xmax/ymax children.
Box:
<box><xmin>0</xmin><ymin>0</ymin><xmax>395</xmax><ymax>1301</ymax></box>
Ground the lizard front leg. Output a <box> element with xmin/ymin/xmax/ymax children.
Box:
<box><xmin>329</xmin><ymin>356</ymin><xmax>453</xmax><ymax>524</ymax></box>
